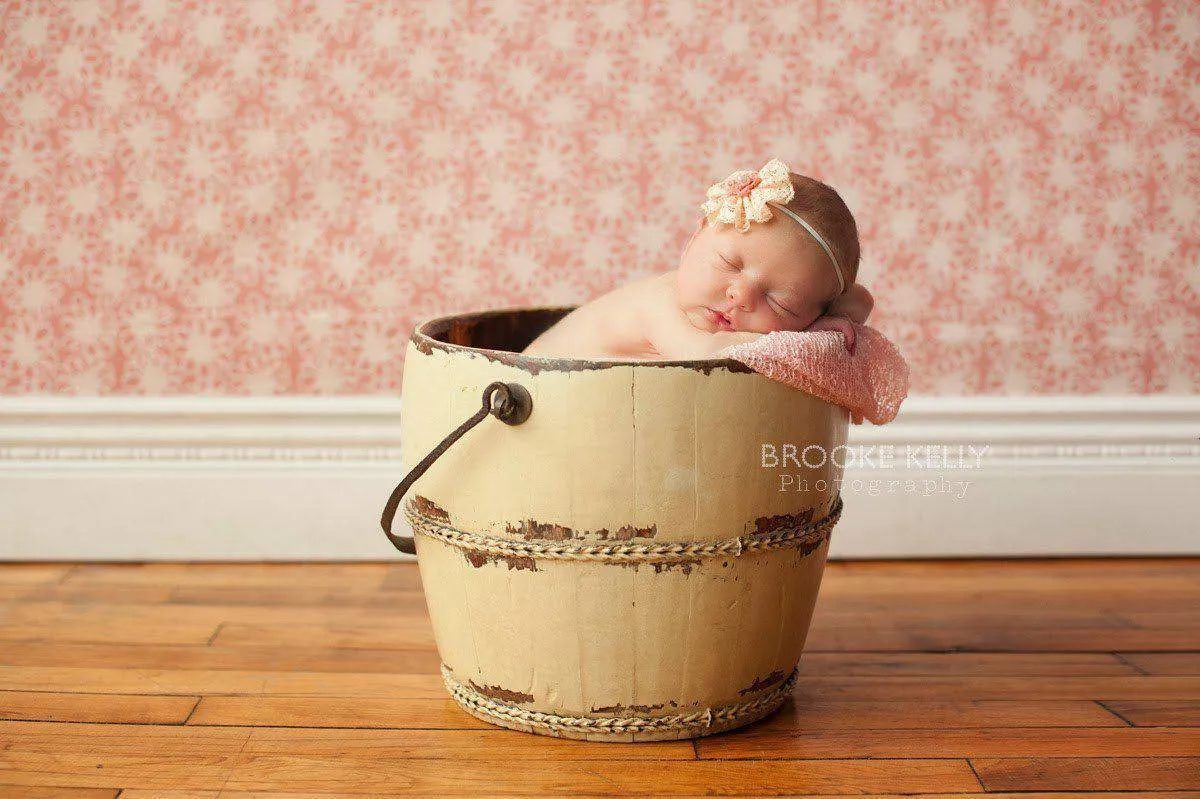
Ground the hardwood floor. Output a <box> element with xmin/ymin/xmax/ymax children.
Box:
<box><xmin>1</xmin><ymin>558</ymin><xmax>1197</xmax><ymax>797</ymax></box>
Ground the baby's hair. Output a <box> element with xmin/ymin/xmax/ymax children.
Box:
<box><xmin>782</xmin><ymin>171</ymin><xmax>861</xmax><ymax>295</ymax></box>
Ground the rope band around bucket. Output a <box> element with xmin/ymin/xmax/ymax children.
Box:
<box><xmin>403</xmin><ymin>492</ymin><xmax>841</xmax><ymax>564</ymax></box>
<box><xmin>441</xmin><ymin>662</ymin><xmax>799</xmax><ymax>735</ymax></box>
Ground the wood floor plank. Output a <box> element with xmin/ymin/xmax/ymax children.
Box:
<box><xmin>0</xmin><ymin>603</ymin><xmax>219</xmax><ymax>646</ymax></box>
<box><xmin>185</xmin><ymin>694</ymin><xmax>1120</xmax><ymax>730</ymax></box>
<box><xmin>0</xmin><ymin>564</ymin><xmax>73</xmax><ymax>585</ymax></box>
<box><xmin>1</xmin><ymin>667</ymin><xmax>1195</xmax><ymax>702</ymax></box>
<box><xmin>801</xmin><ymin>623</ymin><xmax>1200</xmax><ymax>652</ymax></box>
<box><xmin>0</xmin><ymin>601</ymin><xmax>432</xmax><ymax>649</ymax></box>
<box><xmin>0</xmin><ymin>667</ymin><xmax>445</xmax><ymax>699</ymax></box>
<box><xmin>0</xmin><ymin>646</ymin><xmax>1144</xmax><ymax>678</ymax></box>
<box><xmin>58</xmin><ymin>563</ymin><xmax>409</xmax><ymax>589</ymax></box>
<box><xmin>822</xmin><ymin>557</ymin><xmax>1196</xmax><ymax>577</ymax></box>
<box><xmin>761</xmin><ymin>697</ymin><xmax>1121</xmax><ymax>730</ymax></box>
<box><xmin>1122</xmin><ymin>652</ymin><xmax>1200</xmax><ymax>675</ymax></box>
<box><xmin>218</xmin><ymin>756</ymin><xmax>984</xmax><ymax>796</ymax></box>
<box><xmin>819</xmin><ymin>558</ymin><xmax>1198</xmax><ymax>582</ymax></box>
<box><xmin>0</xmin><ymin>722</ymin><xmax>250</xmax><ymax>791</ymax></box>
<box><xmin>0</xmin><ymin>788</ymin><xmax>118</xmax><ymax>798</ymax></box>
<box><xmin>812</xmin><ymin>603</ymin><xmax>1173</xmax><ymax>626</ymax></box>
<box><xmin>0</xmin><ymin>690</ymin><xmax>196</xmax><ymax>724</ymax></box>
<box><xmin>971</xmin><ymin>756</ymin><xmax>1200</xmax><ymax>791</ymax></box>
<box><xmin>0</xmin><ymin>641</ymin><xmax>443</xmax><ymax>674</ymax></box>
<box><xmin>167</xmin><ymin>585</ymin><xmax>427</xmax><ymax>607</ymax></box>
<box><xmin>110</xmin><ymin>787</ymin><xmax>1200</xmax><ymax>791</ymax></box>
<box><xmin>1100</xmin><ymin>700</ymin><xmax>1200</xmax><ymax>726</ymax></box>
<box><xmin>219</xmin><ymin>619</ymin><xmax>1197</xmax><ymax>654</ymax></box>
<box><xmin>0</xmin><ymin>720</ymin><xmax>693</xmax><ymax>761</ymax></box>
<box><xmin>796</xmin><ymin>671</ymin><xmax>1200</xmax><ymax>695</ymax></box>
<box><xmin>817</xmin><ymin>569</ymin><xmax>1200</xmax><ymax>598</ymax></box>
<box><xmin>0</xmin><ymin>723</ymin><xmax>978</xmax><ymax>794</ymax></box>
<box><xmin>786</xmin><ymin>675</ymin><xmax>1200</xmax><ymax>701</ymax></box>
<box><xmin>0</xmin><ymin>759</ymin><xmax>983</xmax><ymax>795</ymax></box>
<box><xmin>210</xmin><ymin>621</ymin><xmax>435</xmax><ymax>649</ymax></box>
<box><xmin>20</xmin><ymin>582</ymin><xmax>425</xmax><ymax>607</ymax></box>
<box><xmin>185</xmin><ymin>695</ymin><xmax>503</xmax><ymax>729</ymax></box>
<box><xmin>19</xmin><ymin>582</ymin><xmax>182</xmax><ymax>604</ymax></box>
<box><xmin>5</xmin><ymin>599</ymin><xmax>432</xmax><ymax>629</ymax></box>
<box><xmin>696</xmin><ymin>726</ymin><xmax>1200</xmax><ymax>759</ymax></box>
<box><xmin>1107</xmin><ymin>609</ymin><xmax>1200</xmax><ymax>628</ymax></box>
<box><xmin>109</xmin><ymin>793</ymin><xmax>1200</xmax><ymax>799</ymax></box>
<box><xmin>815</xmin><ymin>599</ymin><xmax>1200</xmax><ymax>621</ymax></box>
<box><xmin>30</xmin><ymin>579</ymin><xmax>1194</xmax><ymax>622</ymax></box>
<box><xmin>29</xmin><ymin>580</ymin><xmax>1181</xmax><ymax>617</ymax></box>
<box><xmin>0</xmin><ymin>564</ymin><xmax>73</xmax><ymax>601</ymax></box>
<box><xmin>206</xmin><ymin>725</ymin><xmax>698</xmax><ymax>760</ymax></box>
<box><xmin>8</xmin><ymin>599</ymin><xmax>1190</xmax><ymax>652</ymax></box>
<box><xmin>793</xmin><ymin>652</ymin><xmax>1141</xmax><ymax>676</ymax></box>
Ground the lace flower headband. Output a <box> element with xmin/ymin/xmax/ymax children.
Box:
<box><xmin>700</xmin><ymin>158</ymin><xmax>846</xmax><ymax>295</ymax></box>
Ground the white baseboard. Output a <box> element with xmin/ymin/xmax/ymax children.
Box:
<box><xmin>1</xmin><ymin>395</ymin><xmax>1197</xmax><ymax>560</ymax></box>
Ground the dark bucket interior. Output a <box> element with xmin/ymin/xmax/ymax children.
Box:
<box><xmin>418</xmin><ymin>306</ymin><xmax>576</xmax><ymax>353</ymax></box>
<box><xmin>411</xmin><ymin>306</ymin><xmax>752</xmax><ymax>374</ymax></box>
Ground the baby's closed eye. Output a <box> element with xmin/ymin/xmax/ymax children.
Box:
<box><xmin>716</xmin><ymin>253</ymin><xmax>740</xmax><ymax>271</ymax></box>
<box><xmin>768</xmin><ymin>295</ymin><xmax>798</xmax><ymax>317</ymax></box>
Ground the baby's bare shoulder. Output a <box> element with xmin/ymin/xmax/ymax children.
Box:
<box><xmin>522</xmin><ymin>272</ymin><xmax>666</xmax><ymax>357</ymax></box>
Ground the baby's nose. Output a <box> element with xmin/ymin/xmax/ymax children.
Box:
<box><xmin>727</xmin><ymin>283</ymin><xmax>751</xmax><ymax>309</ymax></box>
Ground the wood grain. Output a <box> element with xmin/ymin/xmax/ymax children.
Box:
<box><xmin>0</xmin><ymin>557</ymin><xmax>1195</xmax><ymax>797</ymax></box>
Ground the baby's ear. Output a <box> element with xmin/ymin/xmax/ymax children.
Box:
<box><xmin>828</xmin><ymin>283</ymin><xmax>874</xmax><ymax>324</ymax></box>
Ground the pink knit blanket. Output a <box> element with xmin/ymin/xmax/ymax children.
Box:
<box><xmin>719</xmin><ymin>324</ymin><xmax>911</xmax><ymax>425</ymax></box>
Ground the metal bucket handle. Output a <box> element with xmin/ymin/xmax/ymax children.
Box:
<box><xmin>380</xmin><ymin>380</ymin><xmax>533</xmax><ymax>555</ymax></box>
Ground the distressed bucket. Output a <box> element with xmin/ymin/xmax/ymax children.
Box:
<box><xmin>381</xmin><ymin>306</ymin><xmax>849</xmax><ymax>742</ymax></box>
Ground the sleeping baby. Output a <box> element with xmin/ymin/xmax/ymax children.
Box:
<box><xmin>522</xmin><ymin>158</ymin><xmax>873</xmax><ymax>361</ymax></box>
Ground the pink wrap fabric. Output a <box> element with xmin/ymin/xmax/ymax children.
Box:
<box><xmin>719</xmin><ymin>324</ymin><xmax>911</xmax><ymax>425</ymax></box>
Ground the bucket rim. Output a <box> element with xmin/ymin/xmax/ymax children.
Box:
<box><xmin>410</xmin><ymin>305</ymin><xmax>756</xmax><ymax>375</ymax></box>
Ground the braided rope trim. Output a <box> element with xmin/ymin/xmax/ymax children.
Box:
<box><xmin>441</xmin><ymin>663</ymin><xmax>799</xmax><ymax>734</ymax></box>
<box><xmin>404</xmin><ymin>493</ymin><xmax>841</xmax><ymax>564</ymax></box>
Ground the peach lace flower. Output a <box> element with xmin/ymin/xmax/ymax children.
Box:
<box><xmin>700</xmin><ymin>158</ymin><xmax>796</xmax><ymax>233</ymax></box>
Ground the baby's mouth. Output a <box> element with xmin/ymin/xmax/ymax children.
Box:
<box><xmin>705</xmin><ymin>307</ymin><xmax>734</xmax><ymax>331</ymax></box>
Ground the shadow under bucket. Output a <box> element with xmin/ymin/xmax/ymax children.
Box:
<box><xmin>383</xmin><ymin>305</ymin><xmax>849</xmax><ymax>741</ymax></box>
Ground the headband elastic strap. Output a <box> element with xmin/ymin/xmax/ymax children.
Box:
<box><xmin>769</xmin><ymin>203</ymin><xmax>845</xmax><ymax>296</ymax></box>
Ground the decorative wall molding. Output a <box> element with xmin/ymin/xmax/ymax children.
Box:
<box><xmin>1</xmin><ymin>395</ymin><xmax>1197</xmax><ymax>560</ymax></box>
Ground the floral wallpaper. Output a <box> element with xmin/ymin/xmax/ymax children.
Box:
<box><xmin>1</xmin><ymin>0</ymin><xmax>1197</xmax><ymax>395</ymax></box>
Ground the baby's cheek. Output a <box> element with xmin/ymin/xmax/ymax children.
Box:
<box><xmin>745</xmin><ymin>314</ymin><xmax>789</xmax><ymax>334</ymax></box>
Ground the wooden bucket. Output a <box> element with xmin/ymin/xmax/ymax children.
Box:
<box><xmin>381</xmin><ymin>306</ymin><xmax>849</xmax><ymax>742</ymax></box>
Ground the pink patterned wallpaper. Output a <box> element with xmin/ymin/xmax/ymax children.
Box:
<box><xmin>1</xmin><ymin>1</ymin><xmax>1197</xmax><ymax>395</ymax></box>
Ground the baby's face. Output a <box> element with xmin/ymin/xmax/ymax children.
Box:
<box><xmin>674</xmin><ymin>216</ymin><xmax>839</xmax><ymax>335</ymax></box>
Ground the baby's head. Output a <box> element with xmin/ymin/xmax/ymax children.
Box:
<box><xmin>675</xmin><ymin>160</ymin><xmax>860</xmax><ymax>335</ymax></box>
